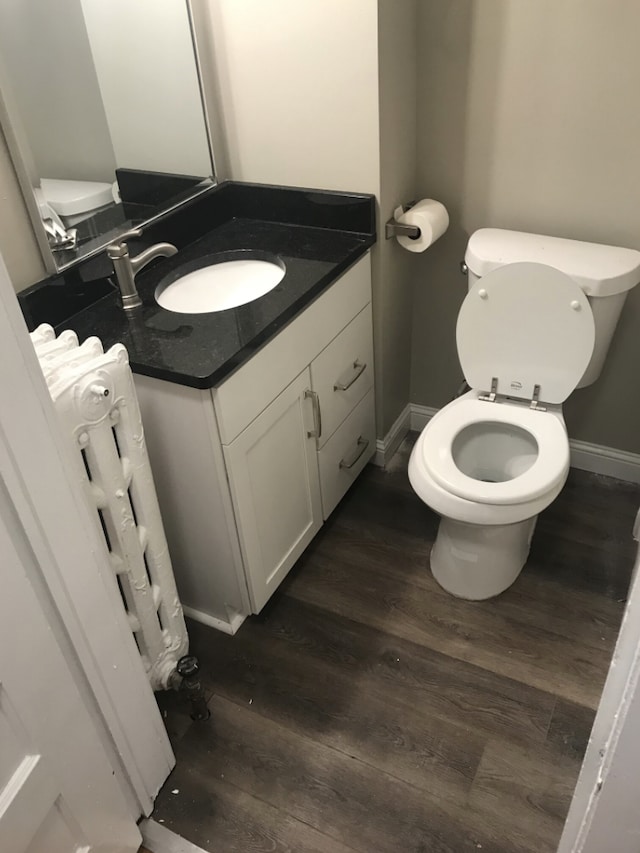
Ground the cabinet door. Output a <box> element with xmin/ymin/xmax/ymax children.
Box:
<box><xmin>223</xmin><ymin>369</ymin><xmax>322</xmax><ymax>613</ymax></box>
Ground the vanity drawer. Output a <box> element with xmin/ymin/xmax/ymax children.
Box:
<box><xmin>318</xmin><ymin>388</ymin><xmax>376</xmax><ymax>519</ymax></box>
<box><xmin>311</xmin><ymin>303</ymin><xmax>374</xmax><ymax>448</ymax></box>
<box><xmin>214</xmin><ymin>253</ymin><xmax>371</xmax><ymax>444</ymax></box>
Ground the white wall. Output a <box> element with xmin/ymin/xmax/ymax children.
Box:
<box><xmin>207</xmin><ymin>0</ymin><xmax>379</xmax><ymax>193</ymax></box>
<box><xmin>412</xmin><ymin>0</ymin><xmax>640</xmax><ymax>453</ymax></box>
<box><xmin>80</xmin><ymin>0</ymin><xmax>211</xmax><ymax>178</ymax></box>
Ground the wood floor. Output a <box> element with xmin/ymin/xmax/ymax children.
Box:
<box><xmin>153</xmin><ymin>436</ymin><xmax>640</xmax><ymax>853</ymax></box>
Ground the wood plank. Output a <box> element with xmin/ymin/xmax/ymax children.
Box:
<box><xmin>153</xmin><ymin>762</ymin><xmax>359</xmax><ymax>853</ymax></box>
<box><xmin>469</xmin><ymin>738</ymin><xmax>581</xmax><ymax>853</ymax></box>
<box><xmin>186</xmin><ymin>610</ymin><xmax>485</xmax><ymax>806</ymax></box>
<box><xmin>526</xmin><ymin>531</ymin><xmax>634</xmax><ymax>601</ymax></box>
<box><xmin>550</xmin><ymin>469</ymin><xmax>640</xmax><ymax>526</ymax></box>
<box><xmin>328</xmin><ymin>457</ymin><xmax>637</xmax><ymax>605</ymax></box>
<box><xmin>546</xmin><ymin>698</ymin><xmax>597</xmax><ymax>762</ymax></box>
<box><xmin>174</xmin><ymin>695</ymin><xmax>517</xmax><ymax>853</ymax></box>
<box><xmin>189</xmin><ymin>597</ymin><xmax>556</xmax><ymax>750</ymax></box>
<box><xmin>312</xmin><ymin>519</ymin><xmax>626</xmax><ymax>652</ymax></box>
<box><xmin>328</xmin><ymin>470</ymin><xmax>440</xmax><ymax>539</ymax></box>
<box><xmin>283</xmin><ymin>545</ymin><xmax>614</xmax><ymax>708</ymax></box>
<box><xmin>513</xmin><ymin>468</ymin><xmax>638</xmax><ymax>600</ymax></box>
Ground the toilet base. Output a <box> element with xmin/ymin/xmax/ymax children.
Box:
<box><xmin>430</xmin><ymin>515</ymin><xmax>537</xmax><ymax>600</ymax></box>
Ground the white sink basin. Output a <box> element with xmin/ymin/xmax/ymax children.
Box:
<box><xmin>156</xmin><ymin>256</ymin><xmax>286</xmax><ymax>314</ymax></box>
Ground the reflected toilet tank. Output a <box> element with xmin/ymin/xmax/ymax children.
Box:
<box><xmin>40</xmin><ymin>178</ymin><xmax>115</xmax><ymax>226</ymax></box>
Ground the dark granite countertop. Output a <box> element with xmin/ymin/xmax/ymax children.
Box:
<box><xmin>20</xmin><ymin>182</ymin><xmax>376</xmax><ymax>389</ymax></box>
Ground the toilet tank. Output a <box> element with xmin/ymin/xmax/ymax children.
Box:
<box><xmin>465</xmin><ymin>228</ymin><xmax>640</xmax><ymax>387</ymax></box>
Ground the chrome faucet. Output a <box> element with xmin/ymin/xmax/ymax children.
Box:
<box><xmin>107</xmin><ymin>228</ymin><xmax>177</xmax><ymax>313</ymax></box>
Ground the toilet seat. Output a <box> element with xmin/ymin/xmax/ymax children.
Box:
<box><xmin>420</xmin><ymin>397</ymin><xmax>569</xmax><ymax>505</ymax></box>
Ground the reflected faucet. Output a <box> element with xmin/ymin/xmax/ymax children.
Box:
<box><xmin>44</xmin><ymin>218</ymin><xmax>78</xmax><ymax>252</ymax></box>
<box><xmin>107</xmin><ymin>228</ymin><xmax>177</xmax><ymax>313</ymax></box>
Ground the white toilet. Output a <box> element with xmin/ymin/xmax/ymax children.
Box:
<box><xmin>409</xmin><ymin>228</ymin><xmax>640</xmax><ymax>600</ymax></box>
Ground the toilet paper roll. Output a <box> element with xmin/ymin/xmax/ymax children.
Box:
<box><xmin>395</xmin><ymin>198</ymin><xmax>449</xmax><ymax>253</ymax></box>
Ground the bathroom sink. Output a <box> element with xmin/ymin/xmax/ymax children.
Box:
<box><xmin>155</xmin><ymin>251</ymin><xmax>286</xmax><ymax>314</ymax></box>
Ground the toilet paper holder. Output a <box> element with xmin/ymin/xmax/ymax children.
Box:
<box><xmin>385</xmin><ymin>201</ymin><xmax>421</xmax><ymax>240</ymax></box>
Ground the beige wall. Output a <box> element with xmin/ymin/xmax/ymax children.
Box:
<box><xmin>377</xmin><ymin>0</ymin><xmax>418</xmax><ymax>434</ymax></box>
<box><xmin>412</xmin><ymin>0</ymin><xmax>640</xmax><ymax>453</ymax></box>
<box><xmin>0</xmin><ymin>127</ymin><xmax>46</xmax><ymax>292</ymax></box>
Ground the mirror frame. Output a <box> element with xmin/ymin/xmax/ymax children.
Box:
<box><xmin>0</xmin><ymin>0</ymin><xmax>226</xmax><ymax>275</ymax></box>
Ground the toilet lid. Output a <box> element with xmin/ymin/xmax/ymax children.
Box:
<box><xmin>457</xmin><ymin>262</ymin><xmax>595</xmax><ymax>404</ymax></box>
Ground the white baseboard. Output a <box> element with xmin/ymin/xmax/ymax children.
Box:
<box><xmin>410</xmin><ymin>404</ymin><xmax>439</xmax><ymax>432</ymax></box>
<box><xmin>373</xmin><ymin>403</ymin><xmax>412</xmax><ymax>467</ymax></box>
<box><xmin>182</xmin><ymin>605</ymin><xmax>246</xmax><ymax>635</ymax></box>
<box><xmin>140</xmin><ymin>818</ymin><xmax>209</xmax><ymax>853</ymax></box>
<box><xmin>569</xmin><ymin>439</ymin><xmax>640</xmax><ymax>484</ymax></box>
<box><xmin>380</xmin><ymin>402</ymin><xmax>640</xmax><ymax>484</ymax></box>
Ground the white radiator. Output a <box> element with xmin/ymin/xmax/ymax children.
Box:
<box><xmin>30</xmin><ymin>324</ymin><xmax>188</xmax><ymax>691</ymax></box>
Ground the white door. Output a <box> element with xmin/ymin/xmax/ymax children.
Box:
<box><xmin>558</xmin><ymin>533</ymin><xmax>640</xmax><ymax>852</ymax></box>
<box><xmin>0</xmin><ymin>483</ymin><xmax>141</xmax><ymax>853</ymax></box>
<box><xmin>224</xmin><ymin>368</ymin><xmax>322</xmax><ymax>612</ymax></box>
<box><xmin>0</xmin><ymin>250</ymin><xmax>173</xmax><ymax>823</ymax></box>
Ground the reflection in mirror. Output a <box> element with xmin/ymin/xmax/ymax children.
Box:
<box><xmin>0</xmin><ymin>0</ymin><xmax>214</xmax><ymax>272</ymax></box>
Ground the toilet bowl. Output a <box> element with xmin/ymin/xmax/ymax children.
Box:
<box><xmin>409</xmin><ymin>390</ymin><xmax>569</xmax><ymax>599</ymax></box>
<box><xmin>409</xmin><ymin>255</ymin><xmax>606</xmax><ymax>600</ymax></box>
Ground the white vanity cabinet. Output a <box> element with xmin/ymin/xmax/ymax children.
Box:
<box><xmin>134</xmin><ymin>253</ymin><xmax>375</xmax><ymax>630</ymax></box>
<box><xmin>222</xmin><ymin>369</ymin><xmax>323</xmax><ymax>612</ymax></box>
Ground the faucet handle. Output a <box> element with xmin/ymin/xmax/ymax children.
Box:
<box><xmin>107</xmin><ymin>228</ymin><xmax>143</xmax><ymax>259</ymax></box>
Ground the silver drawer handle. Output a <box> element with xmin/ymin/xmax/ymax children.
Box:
<box><xmin>334</xmin><ymin>359</ymin><xmax>367</xmax><ymax>392</ymax></box>
<box><xmin>339</xmin><ymin>436</ymin><xmax>370</xmax><ymax>470</ymax></box>
<box><xmin>304</xmin><ymin>389</ymin><xmax>322</xmax><ymax>438</ymax></box>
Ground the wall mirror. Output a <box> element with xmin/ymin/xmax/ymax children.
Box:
<box><xmin>0</xmin><ymin>0</ymin><xmax>216</xmax><ymax>274</ymax></box>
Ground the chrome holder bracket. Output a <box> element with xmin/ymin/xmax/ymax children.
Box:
<box><xmin>479</xmin><ymin>377</ymin><xmax>498</xmax><ymax>403</ymax></box>
<box><xmin>385</xmin><ymin>219</ymin><xmax>420</xmax><ymax>240</ymax></box>
<box><xmin>530</xmin><ymin>384</ymin><xmax>547</xmax><ymax>412</ymax></box>
<box><xmin>385</xmin><ymin>201</ymin><xmax>420</xmax><ymax>240</ymax></box>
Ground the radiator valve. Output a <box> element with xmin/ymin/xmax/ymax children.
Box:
<box><xmin>175</xmin><ymin>655</ymin><xmax>210</xmax><ymax>721</ymax></box>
